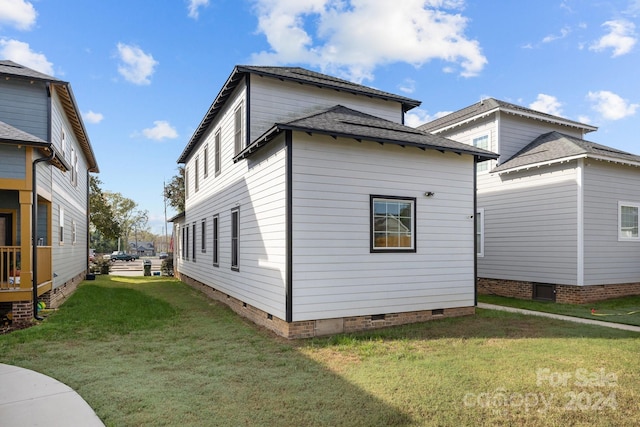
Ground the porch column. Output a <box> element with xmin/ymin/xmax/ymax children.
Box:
<box><xmin>18</xmin><ymin>190</ymin><xmax>32</xmax><ymax>291</ymax></box>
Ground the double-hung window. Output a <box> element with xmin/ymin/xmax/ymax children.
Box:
<box><xmin>212</xmin><ymin>215</ymin><xmax>219</xmax><ymax>267</ymax></box>
<box><xmin>371</xmin><ymin>196</ymin><xmax>416</xmax><ymax>252</ymax></box>
<box><xmin>203</xmin><ymin>146</ymin><xmax>209</xmax><ymax>178</ymax></box>
<box><xmin>476</xmin><ymin>208</ymin><xmax>484</xmax><ymax>256</ymax></box>
<box><xmin>201</xmin><ymin>219</ymin><xmax>206</xmax><ymax>253</ymax></box>
<box><xmin>619</xmin><ymin>202</ymin><xmax>639</xmax><ymax>240</ymax></box>
<box><xmin>234</xmin><ymin>104</ymin><xmax>243</xmax><ymax>156</ymax></box>
<box><xmin>192</xmin><ymin>223</ymin><xmax>197</xmax><ymax>261</ymax></box>
<box><xmin>195</xmin><ymin>157</ymin><xmax>200</xmax><ymax>192</ymax></box>
<box><xmin>215</xmin><ymin>130</ymin><xmax>221</xmax><ymax>176</ymax></box>
<box><xmin>231</xmin><ymin>207</ymin><xmax>240</xmax><ymax>271</ymax></box>
<box><xmin>473</xmin><ymin>135</ymin><xmax>490</xmax><ymax>172</ymax></box>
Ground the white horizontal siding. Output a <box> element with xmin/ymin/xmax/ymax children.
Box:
<box><xmin>291</xmin><ymin>133</ymin><xmax>476</xmax><ymax>321</ymax></box>
<box><xmin>478</xmin><ymin>162</ymin><xmax>579</xmax><ymax>284</ymax></box>
<box><xmin>583</xmin><ymin>160</ymin><xmax>640</xmax><ymax>285</ymax></box>
<box><xmin>249</xmin><ymin>76</ymin><xmax>403</xmax><ymax>142</ymax></box>
<box><xmin>498</xmin><ymin>114</ymin><xmax>585</xmax><ymax>163</ymax></box>
<box><xmin>182</xmin><ymin>84</ymin><xmax>288</xmax><ymax>318</ymax></box>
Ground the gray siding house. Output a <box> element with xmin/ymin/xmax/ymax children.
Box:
<box><xmin>173</xmin><ymin>66</ymin><xmax>496</xmax><ymax>338</ymax></box>
<box><xmin>0</xmin><ymin>60</ymin><xmax>98</xmax><ymax>321</ymax></box>
<box><xmin>420</xmin><ymin>98</ymin><xmax>640</xmax><ymax>303</ymax></box>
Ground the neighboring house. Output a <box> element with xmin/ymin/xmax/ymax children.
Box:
<box><xmin>419</xmin><ymin>97</ymin><xmax>640</xmax><ymax>303</ymax></box>
<box><xmin>172</xmin><ymin>66</ymin><xmax>496</xmax><ymax>338</ymax></box>
<box><xmin>129</xmin><ymin>241</ymin><xmax>155</xmax><ymax>256</ymax></box>
<box><xmin>0</xmin><ymin>60</ymin><xmax>98</xmax><ymax>322</ymax></box>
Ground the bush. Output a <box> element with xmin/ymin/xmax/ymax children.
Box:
<box><xmin>95</xmin><ymin>258</ymin><xmax>111</xmax><ymax>275</ymax></box>
<box><xmin>161</xmin><ymin>256</ymin><xmax>173</xmax><ymax>276</ymax></box>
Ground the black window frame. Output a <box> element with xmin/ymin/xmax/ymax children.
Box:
<box><xmin>231</xmin><ymin>207</ymin><xmax>240</xmax><ymax>271</ymax></box>
<box><xmin>370</xmin><ymin>195</ymin><xmax>417</xmax><ymax>253</ymax></box>
<box><xmin>201</xmin><ymin>218</ymin><xmax>206</xmax><ymax>253</ymax></box>
<box><xmin>212</xmin><ymin>214</ymin><xmax>219</xmax><ymax>267</ymax></box>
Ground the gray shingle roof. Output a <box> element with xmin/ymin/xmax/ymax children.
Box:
<box><xmin>0</xmin><ymin>60</ymin><xmax>65</xmax><ymax>83</ymax></box>
<box><xmin>237</xmin><ymin>105</ymin><xmax>499</xmax><ymax>161</ymax></box>
<box><xmin>419</xmin><ymin>98</ymin><xmax>597</xmax><ymax>133</ymax></box>
<box><xmin>0</xmin><ymin>120</ymin><xmax>48</xmax><ymax>145</ymax></box>
<box><xmin>178</xmin><ymin>65</ymin><xmax>421</xmax><ymax>163</ymax></box>
<box><xmin>493</xmin><ymin>131</ymin><xmax>640</xmax><ymax>173</ymax></box>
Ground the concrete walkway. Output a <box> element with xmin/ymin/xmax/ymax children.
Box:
<box><xmin>478</xmin><ymin>303</ymin><xmax>640</xmax><ymax>333</ymax></box>
<box><xmin>0</xmin><ymin>363</ymin><xmax>104</xmax><ymax>426</ymax></box>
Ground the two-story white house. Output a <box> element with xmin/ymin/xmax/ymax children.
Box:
<box><xmin>173</xmin><ymin>66</ymin><xmax>497</xmax><ymax>338</ymax></box>
<box><xmin>0</xmin><ymin>60</ymin><xmax>98</xmax><ymax>322</ymax></box>
<box><xmin>420</xmin><ymin>98</ymin><xmax>640</xmax><ymax>304</ymax></box>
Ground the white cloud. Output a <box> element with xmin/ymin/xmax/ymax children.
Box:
<box><xmin>405</xmin><ymin>108</ymin><xmax>452</xmax><ymax>128</ymax></box>
<box><xmin>250</xmin><ymin>0</ymin><xmax>487</xmax><ymax>83</ymax></box>
<box><xmin>587</xmin><ymin>90</ymin><xmax>639</xmax><ymax>120</ymax></box>
<box><xmin>0</xmin><ymin>0</ymin><xmax>37</xmax><ymax>30</ymax></box>
<box><xmin>83</xmin><ymin>110</ymin><xmax>104</xmax><ymax>124</ymax></box>
<box><xmin>116</xmin><ymin>43</ymin><xmax>158</xmax><ymax>85</ymax></box>
<box><xmin>0</xmin><ymin>39</ymin><xmax>53</xmax><ymax>75</ymax></box>
<box><xmin>187</xmin><ymin>0</ymin><xmax>209</xmax><ymax>19</ymax></box>
<box><xmin>141</xmin><ymin>121</ymin><xmax>178</xmax><ymax>141</ymax></box>
<box><xmin>398</xmin><ymin>78</ymin><xmax>416</xmax><ymax>94</ymax></box>
<box><xmin>589</xmin><ymin>20</ymin><xmax>637</xmax><ymax>57</ymax></box>
<box><xmin>542</xmin><ymin>26</ymin><xmax>571</xmax><ymax>43</ymax></box>
<box><xmin>529</xmin><ymin>94</ymin><xmax>563</xmax><ymax>116</ymax></box>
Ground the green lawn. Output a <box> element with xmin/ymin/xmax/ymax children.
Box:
<box><xmin>479</xmin><ymin>294</ymin><xmax>640</xmax><ymax>327</ymax></box>
<box><xmin>1</xmin><ymin>276</ymin><xmax>639</xmax><ymax>426</ymax></box>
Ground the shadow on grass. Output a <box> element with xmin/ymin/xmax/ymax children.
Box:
<box><xmin>0</xmin><ymin>277</ymin><xmax>413</xmax><ymax>426</ymax></box>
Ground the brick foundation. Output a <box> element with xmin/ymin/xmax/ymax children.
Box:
<box><xmin>181</xmin><ymin>274</ymin><xmax>475</xmax><ymax>339</ymax></box>
<box><xmin>478</xmin><ymin>278</ymin><xmax>640</xmax><ymax>304</ymax></box>
<box><xmin>41</xmin><ymin>271</ymin><xmax>86</xmax><ymax>309</ymax></box>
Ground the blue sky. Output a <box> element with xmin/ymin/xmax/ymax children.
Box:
<box><xmin>1</xmin><ymin>0</ymin><xmax>639</xmax><ymax>234</ymax></box>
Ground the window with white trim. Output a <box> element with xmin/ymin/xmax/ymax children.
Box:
<box><xmin>476</xmin><ymin>208</ymin><xmax>484</xmax><ymax>256</ymax></box>
<box><xmin>72</xmin><ymin>219</ymin><xmax>77</xmax><ymax>245</ymax></box>
<box><xmin>185</xmin><ymin>167</ymin><xmax>190</xmax><ymax>199</ymax></box>
<box><xmin>371</xmin><ymin>196</ymin><xmax>416</xmax><ymax>252</ymax></box>
<box><xmin>619</xmin><ymin>202</ymin><xmax>639</xmax><ymax>240</ymax></box>
<box><xmin>473</xmin><ymin>135</ymin><xmax>490</xmax><ymax>172</ymax></box>
<box><xmin>234</xmin><ymin>104</ymin><xmax>243</xmax><ymax>156</ymax></box>
<box><xmin>59</xmin><ymin>206</ymin><xmax>64</xmax><ymax>245</ymax></box>
<box><xmin>195</xmin><ymin>156</ymin><xmax>200</xmax><ymax>192</ymax></box>
<box><xmin>203</xmin><ymin>145</ymin><xmax>209</xmax><ymax>178</ymax></box>
<box><xmin>214</xmin><ymin>130</ymin><xmax>221</xmax><ymax>176</ymax></box>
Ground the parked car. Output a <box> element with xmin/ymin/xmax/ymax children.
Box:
<box><xmin>158</xmin><ymin>252</ymin><xmax>168</xmax><ymax>259</ymax></box>
<box><xmin>110</xmin><ymin>251</ymin><xmax>135</xmax><ymax>262</ymax></box>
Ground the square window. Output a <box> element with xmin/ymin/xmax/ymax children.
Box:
<box><xmin>371</xmin><ymin>196</ymin><xmax>416</xmax><ymax>252</ymax></box>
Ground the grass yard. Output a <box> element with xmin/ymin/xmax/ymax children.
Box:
<box><xmin>1</xmin><ymin>276</ymin><xmax>639</xmax><ymax>426</ymax></box>
<box><xmin>479</xmin><ymin>294</ymin><xmax>640</xmax><ymax>327</ymax></box>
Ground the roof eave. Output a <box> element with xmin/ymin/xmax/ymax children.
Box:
<box><xmin>235</xmin><ymin>123</ymin><xmax>499</xmax><ymax>163</ymax></box>
<box><xmin>493</xmin><ymin>153</ymin><xmax>640</xmax><ymax>174</ymax></box>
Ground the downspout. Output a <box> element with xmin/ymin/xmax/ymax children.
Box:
<box><xmin>473</xmin><ymin>156</ymin><xmax>478</xmax><ymax>307</ymax></box>
<box><xmin>32</xmin><ymin>148</ymin><xmax>55</xmax><ymax>320</ymax></box>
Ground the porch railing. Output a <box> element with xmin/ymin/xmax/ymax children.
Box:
<box><xmin>37</xmin><ymin>246</ymin><xmax>52</xmax><ymax>285</ymax></box>
<box><xmin>0</xmin><ymin>246</ymin><xmax>21</xmax><ymax>290</ymax></box>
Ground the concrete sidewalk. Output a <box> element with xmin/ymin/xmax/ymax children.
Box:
<box><xmin>0</xmin><ymin>363</ymin><xmax>104</xmax><ymax>426</ymax></box>
<box><xmin>478</xmin><ymin>303</ymin><xmax>640</xmax><ymax>333</ymax></box>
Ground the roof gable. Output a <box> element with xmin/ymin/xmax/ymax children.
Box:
<box><xmin>0</xmin><ymin>60</ymin><xmax>99</xmax><ymax>172</ymax></box>
<box><xmin>236</xmin><ymin>105</ymin><xmax>498</xmax><ymax>161</ymax></box>
<box><xmin>419</xmin><ymin>97</ymin><xmax>597</xmax><ymax>134</ymax></box>
<box><xmin>493</xmin><ymin>131</ymin><xmax>640</xmax><ymax>173</ymax></box>
<box><xmin>178</xmin><ymin>65</ymin><xmax>421</xmax><ymax>163</ymax></box>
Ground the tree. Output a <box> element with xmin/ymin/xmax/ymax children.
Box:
<box><xmin>164</xmin><ymin>166</ymin><xmax>185</xmax><ymax>213</ymax></box>
<box><xmin>89</xmin><ymin>175</ymin><xmax>121</xmax><ymax>241</ymax></box>
<box><xmin>103</xmin><ymin>192</ymin><xmax>149</xmax><ymax>248</ymax></box>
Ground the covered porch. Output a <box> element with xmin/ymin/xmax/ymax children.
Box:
<box><xmin>0</xmin><ymin>189</ymin><xmax>53</xmax><ymax>321</ymax></box>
